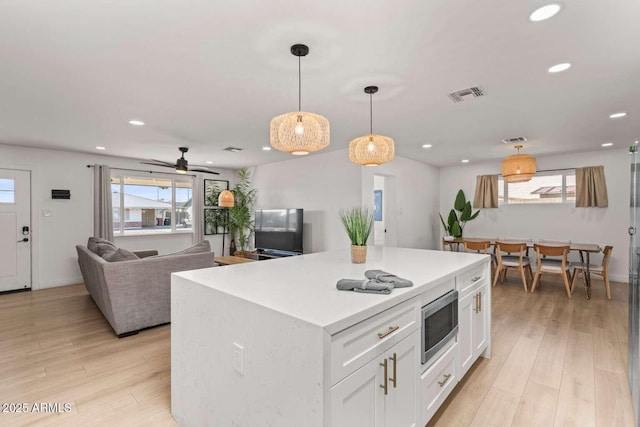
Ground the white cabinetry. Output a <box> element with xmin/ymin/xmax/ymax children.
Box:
<box><xmin>332</xmin><ymin>330</ymin><xmax>420</xmax><ymax>427</ymax></box>
<box><xmin>420</xmin><ymin>342</ymin><xmax>458</xmax><ymax>423</ymax></box>
<box><xmin>456</xmin><ymin>264</ymin><xmax>490</xmax><ymax>378</ymax></box>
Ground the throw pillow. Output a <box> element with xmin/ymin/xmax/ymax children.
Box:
<box><xmin>102</xmin><ymin>248</ymin><xmax>140</xmax><ymax>262</ymax></box>
<box><xmin>87</xmin><ymin>237</ymin><xmax>117</xmax><ymax>256</ymax></box>
<box><xmin>176</xmin><ymin>240</ymin><xmax>211</xmax><ymax>255</ymax></box>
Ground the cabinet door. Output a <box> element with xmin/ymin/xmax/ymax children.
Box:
<box><xmin>331</xmin><ymin>356</ymin><xmax>383</xmax><ymax>427</ymax></box>
<box><xmin>457</xmin><ymin>290</ymin><xmax>475</xmax><ymax>377</ymax></box>
<box><xmin>383</xmin><ymin>331</ymin><xmax>420</xmax><ymax>427</ymax></box>
<box><xmin>473</xmin><ymin>284</ymin><xmax>489</xmax><ymax>355</ymax></box>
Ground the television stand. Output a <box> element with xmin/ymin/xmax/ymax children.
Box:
<box><xmin>244</xmin><ymin>249</ymin><xmax>301</xmax><ymax>261</ymax></box>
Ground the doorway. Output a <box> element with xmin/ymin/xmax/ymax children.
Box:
<box><xmin>373</xmin><ymin>175</ymin><xmax>397</xmax><ymax>247</ymax></box>
<box><xmin>0</xmin><ymin>169</ymin><xmax>31</xmax><ymax>292</ymax></box>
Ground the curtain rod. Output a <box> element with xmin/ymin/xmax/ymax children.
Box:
<box><xmin>86</xmin><ymin>165</ymin><xmax>197</xmax><ymax>178</ymax></box>
<box><xmin>498</xmin><ymin>167</ymin><xmax>576</xmax><ymax>176</ymax></box>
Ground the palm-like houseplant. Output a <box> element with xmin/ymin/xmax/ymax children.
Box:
<box><xmin>339</xmin><ymin>207</ymin><xmax>374</xmax><ymax>263</ymax></box>
<box><xmin>439</xmin><ymin>189</ymin><xmax>480</xmax><ymax>238</ymax></box>
<box><xmin>226</xmin><ymin>167</ymin><xmax>256</xmax><ymax>254</ymax></box>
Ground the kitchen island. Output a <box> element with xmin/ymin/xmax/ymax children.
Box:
<box><xmin>171</xmin><ymin>246</ymin><xmax>491</xmax><ymax>427</ymax></box>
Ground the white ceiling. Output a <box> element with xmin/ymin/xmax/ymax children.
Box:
<box><xmin>1</xmin><ymin>0</ymin><xmax>639</xmax><ymax>169</ymax></box>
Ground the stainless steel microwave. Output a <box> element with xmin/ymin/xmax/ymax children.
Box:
<box><xmin>421</xmin><ymin>290</ymin><xmax>458</xmax><ymax>364</ymax></box>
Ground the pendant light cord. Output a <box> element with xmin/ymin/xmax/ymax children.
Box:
<box><xmin>298</xmin><ymin>55</ymin><xmax>302</xmax><ymax>112</ymax></box>
<box><xmin>369</xmin><ymin>93</ymin><xmax>373</xmax><ymax>135</ymax></box>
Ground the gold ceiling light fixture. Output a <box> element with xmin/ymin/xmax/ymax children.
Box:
<box><xmin>270</xmin><ymin>44</ymin><xmax>330</xmax><ymax>156</ymax></box>
<box><xmin>218</xmin><ymin>190</ymin><xmax>234</xmax><ymax>208</ymax></box>
<box><xmin>501</xmin><ymin>144</ymin><xmax>537</xmax><ymax>182</ymax></box>
<box><xmin>348</xmin><ymin>86</ymin><xmax>395</xmax><ymax>166</ymax></box>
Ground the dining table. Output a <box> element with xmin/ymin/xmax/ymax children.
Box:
<box><xmin>443</xmin><ymin>237</ymin><xmax>601</xmax><ymax>299</ymax></box>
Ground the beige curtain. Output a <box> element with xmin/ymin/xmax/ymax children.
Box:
<box><xmin>191</xmin><ymin>176</ymin><xmax>204</xmax><ymax>244</ymax></box>
<box><xmin>473</xmin><ymin>175</ymin><xmax>498</xmax><ymax>208</ymax></box>
<box><xmin>576</xmin><ymin>166</ymin><xmax>608</xmax><ymax>207</ymax></box>
<box><xmin>92</xmin><ymin>164</ymin><xmax>114</xmax><ymax>241</ymax></box>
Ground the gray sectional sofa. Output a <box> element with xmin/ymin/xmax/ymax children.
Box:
<box><xmin>76</xmin><ymin>238</ymin><xmax>215</xmax><ymax>337</ymax></box>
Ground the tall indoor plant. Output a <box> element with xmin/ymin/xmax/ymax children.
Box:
<box><xmin>339</xmin><ymin>207</ymin><xmax>374</xmax><ymax>263</ymax></box>
<box><xmin>227</xmin><ymin>167</ymin><xmax>256</xmax><ymax>254</ymax></box>
<box><xmin>439</xmin><ymin>189</ymin><xmax>480</xmax><ymax>238</ymax></box>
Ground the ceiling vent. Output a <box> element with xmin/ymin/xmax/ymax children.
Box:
<box><xmin>448</xmin><ymin>86</ymin><xmax>485</xmax><ymax>103</ymax></box>
<box><xmin>223</xmin><ymin>146</ymin><xmax>243</xmax><ymax>152</ymax></box>
<box><xmin>501</xmin><ymin>137</ymin><xmax>527</xmax><ymax>144</ymax></box>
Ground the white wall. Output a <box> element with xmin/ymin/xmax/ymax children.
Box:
<box><xmin>439</xmin><ymin>148</ymin><xmax>630</xmax><ymax>282</ymax></box>
<box><xmin>0</xmin><ymin>144</ymin><xmax>235</xmax><ymax>289</ymax></box>
<box><xmin>253</xmin><ymin>149</ymin><xmax>440</xmax><ymax>253</ymax></box>
<box><xmin>361</xmin><ymin>156</ymin><xmax>441</xmax><ymax>250</ymax></box>
<box><xmin>252</xmin><ymin>150</ymin><xmax>362</xmax><ymax>253</ymax></box>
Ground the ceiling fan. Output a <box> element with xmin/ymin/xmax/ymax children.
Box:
<box><xmin>141</xmin><ymin>147</ymin><xmax>220</xmax><ymax>175</ymax></box>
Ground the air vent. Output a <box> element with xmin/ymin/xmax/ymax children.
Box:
<box><xmin>223</xmin><ymin>146</ymin><xmax>243</xmax><ymax>152</ymax></box>
<box><xmin>501</xmin><ymin>137</ymin><xmax>527</xmax><ymax>144</ymax></box>
<box><xmin>448</xmin><ymin>86</ymin><xmax>485</xmax><ymax>103</ymax></box>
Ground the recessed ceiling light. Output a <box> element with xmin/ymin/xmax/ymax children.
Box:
<box><xmin>548</xmin><ymin>63</ymin><xmax>571</xmax><ymax>73</ymax></box>
<box><xmin>128</xmin><ymin>120</ymin><xmax>145</xmax><ymax>126</ymax></box>
<box><xmin>601</xmin><ymin>142</ymin><xmax>614</xmax><ymax>147</ymax></box>
<box><xmin>461</xmin><ymin>159</ymin><xmax>470</xmax><ymax>163</ymax></box>
<box><xmin>95</xmin><ymin>146</ymin><xmax>106</xmax><ymax>150</ymax></box>
<box><xmin>422</xmin><ymin>144</ymin><xmax>432</xmax><ymax>148</ymax></box>
<box><xmin>205</xmin><ymin>161</ymin><xmax>213</xmax><ymax>164</ymax></box>
<box><xmin>529</xmin><ymin>4</ymin><xmax>562</xmax><ymax>22</ymax></box>
<box><xmin>609</xmin><ymin>112</ymin><xmax>627</xmax><ymax>119</ymax></box>
<box><xmin>262</xmin><ymin>146</ymin><xmax>272</xmax><ymax>151</ymax></box>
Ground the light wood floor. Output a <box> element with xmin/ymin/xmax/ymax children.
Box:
<box><xmin>0</xmin><ymin>275</ymin><xmax>635</xmax><ymax>426</ymax></box>
<box><xmin>429</xmin><ymin>274</ymin><xmax>635</xmax><ymax>427</ymax></box>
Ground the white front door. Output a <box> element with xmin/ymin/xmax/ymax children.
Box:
<box><xmin>0</xmin><ymin>169</ymin><xmax>31</xmax><ymax>292</ymax></box>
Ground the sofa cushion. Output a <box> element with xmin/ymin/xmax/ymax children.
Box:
<box><xmin>88</xmin><ymin>237</ymin><xmax>117</xmax><ymax>256</ymax></box>
<box><xmin>175</xmin><ymin>240</ymin><xmax>211</xmax><ymax>255</ymax></box>
<box><xmin>102</xmin><ymin>248</ymin><xmax>140</xmax><ymax>262</ymax></box>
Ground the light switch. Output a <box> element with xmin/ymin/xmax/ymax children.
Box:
<box><xmin>233</xmin><ymin>342</ymin><xmax>244</xmax><ymax>376</ymax></box>
<box><xmin>42</xmin><ymin>209</ymin><xmax>52</xmax><ymax>217</ymax></box>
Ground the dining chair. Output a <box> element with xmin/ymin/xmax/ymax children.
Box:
<box><xmin>570</xmin><ymin>246</ymin><xmax>613</xmax><ymax>299</ymax></box>
<box><xmin>531</xmin><ymin>244</ymin><xmax>572</xmax><ymax>298</ymax></box>
<box><xmin>463</xmin><ymin>240</ymin><xmax>496</xmax><ymax>275</ymax></box>
<box><xmin>493</xmin><ymin>241</ymin><xmax>533</xmax><ymax>292</ymax></box>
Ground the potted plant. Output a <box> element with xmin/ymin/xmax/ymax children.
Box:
<box><xmin>225</xmin><ymin>167</ymin><xmax>256</xmax><ymax>256</ymax></box>
<box><xmin>339</xmin><ymin>207</ymin><xmax>374</xmax><ymax>263</ymax></box>
<box><xmin>439</xmin><ymin>189</ymin><xmax>480</xmax><ymax>239</ymax></box>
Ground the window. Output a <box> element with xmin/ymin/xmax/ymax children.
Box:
<box><xmin>499</xmin><ymin>170</ymin><xmax>576</xmax><ymax>204</ymax></box>
<box><xmin>0</xmin><ymin>179</ymin><xmax>15</xmax><ymax>204</ymax></box>
<box><xmin>111</xmin><ymin>175</ymin><xmax>193</xmax><ymax>235</ymax></box>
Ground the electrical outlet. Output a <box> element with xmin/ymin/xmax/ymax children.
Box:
<box><xmin>233</xmin><ymin>342</ymin><xmax>244</xmax><ymax>375</ymax></box>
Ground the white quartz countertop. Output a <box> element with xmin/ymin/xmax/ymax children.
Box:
<box><xmin>173</xmin><ymin>246</ymin><xmax>487</xmax><ymax>335</ymax></box>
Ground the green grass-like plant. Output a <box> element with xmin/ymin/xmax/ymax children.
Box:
<box><xmin>339</xmin><ymin>207</ymin><xmax>374</xmax><ymax>246</ymax></box>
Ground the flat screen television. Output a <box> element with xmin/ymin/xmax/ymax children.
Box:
<box><xmin>254</xmin><ymin>208</ymin><xmax>303</xmax><ymax>255</ymax></box>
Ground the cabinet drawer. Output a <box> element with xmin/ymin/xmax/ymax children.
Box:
<box><xmin>457</xmin><ymin>263</ymin><xmax>487</xmax><ymax>296</ymax></box>
<box><xmin>331</xmin><ymin>299</ymin><xmax>419</xmax><ymax>385</ymax></box>
<box><xmin>421</xmin><ymin>342</ymin><xmax>458</xmax><ymax>425</ymax></box>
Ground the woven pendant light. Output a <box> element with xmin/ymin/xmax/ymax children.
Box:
<box><xmin>502</xmin><ymin>145</ymin><xmax>536</xmax><ymax>183</ymax></box>
<box><xmin>270</xmin><ymin>44</ymin><xmax>330</xmax><ymax>155</ymax></box>
<box><xmin>349</xmin><ymin>86</ymin><xmax>395</xmax><ymax>166</ymax></box>
<box><xmin>218</xmin><ymin>190</ymin><xmax>234</xmax><ymax>207</ymax></box>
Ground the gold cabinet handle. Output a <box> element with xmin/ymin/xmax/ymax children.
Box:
<box><xmin>479</xmin><ymin>291</ymin><xmax>482</xmax><ymax>312</ymax></box>
<box><xmin>474</xmin><ymin>293</ymin><xmax>479</xmax><ymax>313</ymax></box>
<box><xmin>437</xmin><ymin>373</ymin><xmax>452</xmax><ymax>388</ymax></box>
<box><xmin>389</xmin><ymin>353</ymin><xmax>397</xmax><ymax>388</ymax></box>
<box><xmin>380</xmin><ymin>359</ymin><xmax>388</xmax><ymax>395</ymax></box>
<box><xmin>377</xmin><ymin>325</ymin><xmax>399</xmax><ymax>340</ymax></box>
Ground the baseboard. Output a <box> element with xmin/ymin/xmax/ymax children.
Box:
<box><xmin>609</xmin><ymin>274</ymin><xmax>629</xmax><ymax>284</ymax></box>
<box><xmin>37</xmin><ymin>276</ymin><xmax>84</xmax><ymax>290</ymax></box>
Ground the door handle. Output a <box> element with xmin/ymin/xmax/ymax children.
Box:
<box><xmin>380</xmin><ymin>359</ymin><xmax>388</xmax><ymax>395</ymax></box>
<box><xmin>17</xmin><ymin>238</ymin><xmax>29</xmax><ymax>243</ymax></box>
<box><xmin>389</xmin><ymin>353</ymin><xmax>397</xmax><ymax>388</ymax></box>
